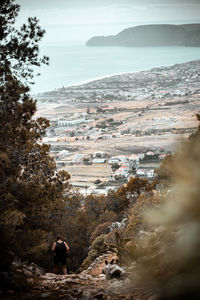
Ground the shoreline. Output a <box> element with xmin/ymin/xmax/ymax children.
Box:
<box><xmin>57</xmin><ymin>58</ymin><xmax>200</xmax><ymax>89</ymax></box>
<box><xmin>34</xmin><ymin>58</ymin><xmax>200</xmax><ymax>96</ymax></box>
<box><xmin>67</xmin><ymin>72</ymin><xmax>135</xmax><ymax>88</ymax></box>
<box><xmin>33</xmin><ymin>70</ymin><xmax>143</xmax><ymax>96</ymax></box>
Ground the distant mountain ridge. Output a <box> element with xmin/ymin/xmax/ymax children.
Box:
<box><xmin>86</xmin><ymin>24</ymin><xmax>200</xmax><ymax>47</ymax></box>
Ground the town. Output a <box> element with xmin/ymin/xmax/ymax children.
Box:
<box><xmin>38</xmin><ymin>60</ymin><xmax>200</xmax><ymax>102</ymax></box>
<box><xmin>35</xmin><ymin>60</ymin><xmax>200</xmax><ymax>195</ymax></box>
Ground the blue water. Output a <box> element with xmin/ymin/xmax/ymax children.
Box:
<box><xmin>33</xmin><ymin>42</ymin><xmax>200</xmax><ymax>94</ymax></box>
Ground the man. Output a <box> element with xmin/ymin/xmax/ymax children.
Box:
<box><xmin>52</xmin><ymin>235</ymin><xmax>70</xmax><ymax>275</ymax></box>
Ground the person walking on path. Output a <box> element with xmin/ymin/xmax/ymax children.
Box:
<box><xmin>52</xmin><ymin>235</ymin><xmax>70</xmax><ymax>275</ymax></box>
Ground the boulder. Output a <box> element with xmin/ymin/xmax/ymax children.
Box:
<box><xmin>102</xmin><ymin>259</ymin><xmax>125</xmax><ymax>279</ymax></box>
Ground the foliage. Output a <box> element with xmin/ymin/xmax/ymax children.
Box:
<box><xmin>77</xmin><ymin>177</ymin><xmax>157</xmax><ymax>271</ymax></box>
<box><xmin>94</xmin><ymin>179</ymin><xmax>101</xmax><ymax>185</ymax></box>
<box><xmin>189</xmin><ymin>113</ymin><xmax>200</xmax><ymax>140</ymax></box>
<box><xmin>79</xmin><ymin>234</ymin><xmax>108</xmax><ymax>272</ymax></box>
<box><xmin>126</xmin><ymin>117</ymin><xmax>200</xmax><ymax>299</ymax></box>
<box><xmin>0</xmin><ymin>0</ymin><xmax>70</xmax><ymax>270</ymax></box>
<box><xmin>125</xmin><ymin>193</ymin><xmax>161</xmax><ymax>239</ymax></box>
<box><xmin>62</xmin><ymin>195</ymin><xmax>89</xmax><ymax>272</ymax></box>
<box><xmin>111</xmin><ymin>162</ymin><xmax>120</xmax><ymax>172</ymax></box>
<box><xmin>89</xmin><ymin>222</ymin><xmax>112</xmax><ymax>244</ymax></box>
<box><xmin>105</xmin><ymin>190</ymin><xmax>128</xmax><ymax>216</ymax></box>
<box><xmin>120</xmin><ymin>177</ymin><xmax>153</xmax><ymax>198</ymax></box>
<box><xmin>155</xmin><ymin>154</ymin><xmax>174</xmax><ymax>184</ymax></box>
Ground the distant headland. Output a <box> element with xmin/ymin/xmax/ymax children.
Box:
<box><xmin>86</xmin><ymin>23</ymin><xmax>200</xmax><ymax>47</ymax></box>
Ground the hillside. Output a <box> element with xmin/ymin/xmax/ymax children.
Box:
<box><xmin>86</xmin><ymin>23</ymin><xmax>200</xmax><ymax>47</ymax></box>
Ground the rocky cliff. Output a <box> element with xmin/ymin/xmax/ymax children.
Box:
<box><xmin>86</xmin><ymin>23</ymin><xmax>200</xmax><ymax>47</ymax></box>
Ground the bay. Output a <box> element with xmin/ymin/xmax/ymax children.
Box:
<box><xmin>33</xmin><ymin>42</ymin><xmax>200</xmax><ymax>94</ymax></box>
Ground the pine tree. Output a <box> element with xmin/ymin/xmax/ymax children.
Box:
<box><xmin>0</xmin><ymin>0</ymin><xmax>70</xmax><ymax>269</ymax></box>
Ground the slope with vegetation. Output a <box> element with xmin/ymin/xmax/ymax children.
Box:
<box><xmin>0</xmin><ymin>0</ymin><xmax>72</xmax><ymax>270</ymax></box>
<box><xmin>0</xmin><ymin>0</ymin><xmax>155</xmax><ymax>278</ymax></box>
<box><xmin>1</xmin><ymin>1</ymin><xmax>200</xmax><ymax>299</ymax></box>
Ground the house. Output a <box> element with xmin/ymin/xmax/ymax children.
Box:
<box><xmin>159</xmin><ymin>154</ymin><xmax>167</xmax><ymax>160</ymax></box>
<box><xmin>57</xmin><ymin>150</ymin><xmax>69</xmax><ymax>159</ymax></box>
<box><xmin>136</xmin><ymin>168</ymin><xmax>155</xmax><ymax>178</ymax></box>
<box><xmin>136</xmin><ymin>169</ymin><xmax>146</xmax><ymax>177</ymax></box>
<box><xmin>108</xmin><ymin>155</ymin><xmax>128</xmax><ymax>165</ymax></box>
<box><xmin>92</xmin><ymin>151</ymin><xmax>106</xmax><ymax>158</ymax></box>
<box><xmin>92</xmin><ymin>158</ymin><xmax>106</xmax><ymax>164</ymax></box>
<box><xmin>72</xmin><ymin>154</ymin><xmax>85</xmax><ymax>163</ymax></box>
<box><xmin>146</xmin><ymin>169</ymin><xmax>154</xmax><ymax>178</ymax></box>
<box><xmin>116</xmin><ymin>155</ymin><xmax>129</xmax><ymax>163</ymax></box>
<box><xmin>57</xmin><ymin>118</ymin><xmax>92</xmax><ymax>127</ymax></box>
<box><xmin>129</xmin><ymin>154</ymin><xmax>139</xmax><ymax>162</ymax></box>
<box><xmin>105</xmin><ymin>186</ymin><xmax>118</xmax><ymax>193</ymax></box>
<box><xmin>108</xmin><ymin>157</ymin><xmax>121</xmax><ymax>165</ymax></box>
<box><xmin>114</xmin><ymin>166</ymin><xmax>130</xmax><ymax>178</ymax></box>
<box><xmin>146</xmin><ymin>151</ymin><xmax>154</xmax><ymax>156</ymax></box>
<box><xmin>138</xmin><ymin>153</ymin><xmax>145</xmax><ymax>160</ymax></box>
<box><xmin>86</xmin><ymin>186</ymin><xmax>107</xmax><ymax>195</ymax></box>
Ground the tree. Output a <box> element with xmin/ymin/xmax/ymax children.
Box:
<box><xmin>111</xmin><ymin>162</ymin><xmax>120</xmax><ymax>172</ymax></box>
<box><xmin>122</xmin><ymin>177</ymin><xmax>152</xmax><ymax>196</ymax></box>
<box><xmin>0</xmin><ymin>0</ymin><xmax>70</xmax><ymax>270</ymax></box>
<box><xmin>105</xmin><ymin>190</ymin><xmax>129</xmax><ymax>216</ymax></box>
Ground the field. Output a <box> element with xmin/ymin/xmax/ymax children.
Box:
<box><xmin>36</xmin><ymin>94</ymin><xmax>200</xmax><ymax>188</ymax></box>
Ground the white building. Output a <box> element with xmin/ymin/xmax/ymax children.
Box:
<box><xmin>92</xmin><ymin>151</ymin><xmax>106</xmax><ymax>158</ymax></box>
<box><xmin>58</xmin><ymin>118</ymin><xmax>92</xmax><ymax>127</ymax></box>
<box><xmin>136</xmin><ymin>169</ymin><xmax>155</xmax><ymax>178</ymax></box>
<box><xmin>114</xmin><ymin>166</ymin><xmax>130</xmax><ymax>178</ymax></box>
<box><xmin>92</xmin><ymin>158</ymin><xmax>106</xmax><ymax>164</ymax></box>
<box><xmin>129</xmin><ymin>154</ymin><xmax>140</xmax><ymax>162</ymax></box>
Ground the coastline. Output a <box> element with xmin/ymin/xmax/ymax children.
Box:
<box><xmin>32</xmin><ymin>43</ymin><xmax>200</xmax><ymax>95</ymax></box>
<box><xmin>34</xmin><ymin>58</ymin><xmax>200</xmax><ymax>96</ymax></box>
<box><xmin>67</xmin><ymin>72</ymin><xmax>135</xmax><ymax>88</ymax></box>
<box><xmin>33</xmin><ymin>71</ymin><xmax>140</xmax><ymax>96</ymax></box>
<box><xmin>64</xmin><ymin>58</ymin><xmax>200</xmax><ymax>89</ymax></box>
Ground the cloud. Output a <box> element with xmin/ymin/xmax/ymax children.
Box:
<box><xmin>16</xmin><ymin>0</ymin><xmax>200</xmax><ymax>43</ymax></box>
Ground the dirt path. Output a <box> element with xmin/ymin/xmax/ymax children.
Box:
<box><xmin>2</xmin><ymin>252</ymin><xmax>158</xmax><ymax>300</ymax></box>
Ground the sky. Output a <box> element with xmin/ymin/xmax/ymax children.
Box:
<box><xmin>17</xmin><ymin>0</ymin><xmax>200</xmax><ymax>43</ymax></box>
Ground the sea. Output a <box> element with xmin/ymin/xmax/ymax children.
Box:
<box><xmin>33</xmin><ymin>42</ymin><xmax>200</xmax><ymax>94</ymax></box>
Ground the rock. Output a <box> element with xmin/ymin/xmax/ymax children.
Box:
<box><xmin>23</xmin><ymin>270</ymin><xmax>33</xmax><ymax>277</ymax></box>
<box><xmin>80</xmin><ymin>289</ymin><xmax>93</xmax><ymax>300</ymax></box>
<box><xmin>93</xmin><ymin>289</ymin><xmax>105</xmax><ymax>299</ymax></box>
<box><xmin>41</xmin><ymin>280</ymin><xmax>52</xmax><ymax>288</ymax></box>
<box><xmin>16</xmin><ymin>268</ymin><xmax>23</xmax><ymax>273</ymax></box>
<box><xmin>62</xmin><ymin>278</ymin><xmax>80</xmax><ymax>284</ymax></box>
<box><xmin>57</xmin><ymin>294</ymin><xmax>74</xmax><ymax>300</ymax></box>
<box><xmin>27</xmin><ymin>277</ymin><xmax>34</xmax><ymax>283</ymax></box>
<box><xmin>40</xmin><ymin>292</ymin><xmax>52</xmax><ymax>298</ymax></box>
<box><xmin>71</xmin><ymin>288</ymin><xmax>83</xmax><ymax>297</ymax></box>
<box><xmin>124</xmin><ymin>278</ymin><xmax>131</xmax><ymax>286</ymax></box>
<box><xmin>35</xmin><ymin>269</ymin><xmax>43</xmax><ymax>276</ymax></box>
<box><xmin>7</xmin><ymin>289</ymin><xmax>15</xmax><ymax>295</ymax></box>
<box><xmin>98</xmin><ymin>274</ymin><xmax>106</xmax><ymax>279</ymax></box>
<box><xmin>44</xmin><ymin>273</ymin><xmax>56</xmax><ymax>277</ymax></box>
<box><xmin>11</xmin><ymin>256</ymin><xmax>21</xmax><ymax>267</ymax></box>
<box><xmin>102</xmin><ymin>260</ymin><xmax>125</xmax><ymax>279</ymax></box>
